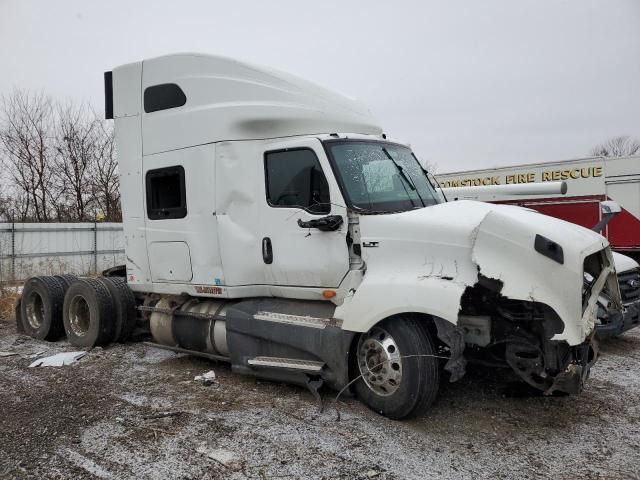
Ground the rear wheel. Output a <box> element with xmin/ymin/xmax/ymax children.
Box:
<box><xmin>20</xmin><ymin>276</ymin><xmax>65</xmax><ymax>340</ymax></box>
<box><xmin>97</xmin><ymin>276</ymin><xmax>136</xmax><ymax>342</ymax></box>
<box><xmin>63</xmin><ymin>278</ymin><xmax>115</xmax><ymax>347</ymax></box>
<box><xmin>352</xmin><ymin>316</ymin><xmax>440</xmax><ymax>419</ymax></box>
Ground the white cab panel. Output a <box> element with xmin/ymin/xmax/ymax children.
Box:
<box><xmin>113</xmin><ymin>61</ymin><xmax>142</xmax><ymax>118</ymax></box>
<box><xmin>149</xmin><ymin>242</ymin><xmax>193</xmax><ymax>281</ymax></box>
<box><xmin>215</xmin><ymin>140</ymin><xmax>268</xmax><ymax>286</ymax></box>
<box><xmin>143</xmin><ymin>143</ymin><xmax>223</xmax><ymax>286</ymax></box>
<box><xmin>112</xmin><ymin>72</ymin><xmax>150</xmax><ymax>288</ymax></box>
<box><xmin>140</xmin><ymin>54</ymin><xmax>381</xmax><ymax>156</ymax></box>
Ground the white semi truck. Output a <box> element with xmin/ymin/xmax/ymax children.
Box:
<box><xmin>15</xmin><ymin>54</ymin><xmax>622</xmax><ymax>419</ymax></box>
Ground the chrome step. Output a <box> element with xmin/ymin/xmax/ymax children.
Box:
<box><xmin>253</xmin><ymin>311</ymin><xmax>336</xmax><ymax>329</ymax></box>
<box><xmin>247</xmin><ymin>356</ymin><xmax>324</xmax><ymax>372</ymax></box>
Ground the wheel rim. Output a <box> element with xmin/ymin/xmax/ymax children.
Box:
<box><xmin>25</xmin><ymin>292</ymin><xmax>45</xmax><ymax>330</ymax></box>
<box><xmin>357</xmin><ymin>326</ymin><xmax>403</xmax><ymax>396</ymax></box>
<box><xmin>68</xmin><ymin>295</ymin><xmax>91</xmax><ymax>337</ymax></box>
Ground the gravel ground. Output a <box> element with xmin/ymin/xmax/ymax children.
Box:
<box><xmin>1</xmin><ymin>312</ymin><xmax>639</xmax><ymax>480</ymax></box>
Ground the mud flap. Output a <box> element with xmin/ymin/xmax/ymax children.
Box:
<box><xmin>15</xmin><ymin>297</ymin><xmax>24</xmax><ymax>333</ymax></box>
<box><xmin>306</xmin><ymin>377</ymin><xmax>324</xmax><ymax>412</ymax></box>
<box><xmin>434</xmin><ymin>318</ymin><xmax>467</xmax><ymax>382</ymax></box>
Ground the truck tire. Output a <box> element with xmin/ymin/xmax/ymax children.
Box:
<box><xmin>97</xmin><ymin>276</ymin><xmax>136</xmax><ymax>342</ymax></box>
<box><xmin>20</xmin><ymin>276</ymin><xmax>65</xmax><ymax>340</ymax></box>
<box><xmin>352</xmin><ymin>316</ymin><xmax>440</xmax><ymax>420</ymax></box>
<box><xmin>62</xmin><ymin>278</ymin><xmax>115</xmax><ymax>348</ymax></box>
<box><xmin>53</xmin><ymin>274</ymin><xmax>78</xmax><ymax>291</ymax></box>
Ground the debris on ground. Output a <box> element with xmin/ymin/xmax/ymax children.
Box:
<box><xmin>194</xmin><ymin>370</ymin><xmax>216</xmax><ymax>385</ymax></box>
<box><xmin>141</xmin><ymin>411</ymin><xmax>183</xmax><ymax>420</ymax></box>
<box><xmin>28</xmin><ymin>351</ymin><xmax>86</xmax><ymax>367</ymax></box>
<box><xmin>196</xmin><ymin>445</ymin><xmax>240</xmax><ymax>469</ymax></box>
<box><xmin>0</xmin><ymin>351</ymin><xmax>18</xmax><ymax>357</ymax></box>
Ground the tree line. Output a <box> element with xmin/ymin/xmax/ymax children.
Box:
<box><xmin>0</xmin><ymin>90</ymin><xmax>120</xmax><ymax>223</ymax></box>
<box><xmin>590</xmin><ymin>135</ymin><xmax>640</xmax><ymax>158</ymax></box>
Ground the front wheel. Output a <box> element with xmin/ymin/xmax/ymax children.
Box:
<box><xmin>352</xmin><ymin>317</ymin><xmax>440</xmax><ymax>419</ymax></box>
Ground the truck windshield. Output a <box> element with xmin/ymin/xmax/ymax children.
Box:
<box><xmin>325</xmin><ymin>140</ymin><xmax>440</xmax><ymax>213</ymax></box>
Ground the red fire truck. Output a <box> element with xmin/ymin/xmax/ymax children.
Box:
<box><xmin>437</xmin><ymin>155</ymin><xmax>640</xmax><ymax>260</ymax></box>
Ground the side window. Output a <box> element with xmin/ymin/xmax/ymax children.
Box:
<box><xmin>264</xmin><ymin>149</ymin><xmax>330</xmax><ymax>214</ymax></box>
<box><xmin>144</xmin><ymin>84</ymin><xmax>187</xmax><ymax>113</ymax></box>
<box><xmin>146</xmin><ymin>166</ymin><xmax>187</xmax><ymax>220</ymax></box>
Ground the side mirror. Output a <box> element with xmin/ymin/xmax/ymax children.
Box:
<box><xmin>600</xmin><ymin>200</ymin><xmax>621</xmax><ymax>215</ymax></box>
<box><xmin>592</xmin><ymin>201</ymin><xmax>622</xmax><ymax>232</ymax></box>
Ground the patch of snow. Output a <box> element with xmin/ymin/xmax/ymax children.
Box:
<box><xmin>60</xmin><ymin>448</ymin><xmax>114</xmax><ymax>479</ymax></box>
<box><xmin>196</xmin><ymin>445</ymin><xmax>238</xmax><ymax>467</ymax></box>
<box><xmin>118</xmin><ymin>392</ymin><xmax>173</xmax><ymax>410</ymax></box>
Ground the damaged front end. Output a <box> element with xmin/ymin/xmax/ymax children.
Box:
<box><xmin>459</xmin><ymin>282</ymin><xmax>599</xmax><ymax>394</ymax></box>
<box><xmin>460</xmin><ymin>246</ymin><xmax>620</xmax><ymax>395</ymax></box>
<box><xmin>346</xmin><ymin>199</ymin><xmax>621</xmax><ymax>395</ymax></box>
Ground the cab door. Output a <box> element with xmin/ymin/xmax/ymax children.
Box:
<box><xmin>261</xmin><ymin>138</ymin><xmax>349</xmax><ymax>288</ymax></box>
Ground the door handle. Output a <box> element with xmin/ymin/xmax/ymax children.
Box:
<box><xmin>262</xmin><ymin>237</ymin><xmax>273</xmax><ymax>264</ymax></box>
<box><xmin>297</xmin><ymin>215</ymin><xmax>343</xmax><ymax>232</ymax></box>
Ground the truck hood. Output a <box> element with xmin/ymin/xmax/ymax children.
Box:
<box><xmin>354</xmin><ymin>200</ymin><xmax>617</xmax><ymax>345</ymax></box>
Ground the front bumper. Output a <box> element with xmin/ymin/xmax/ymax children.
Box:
<box><xmin>504</xmin><ymin>329</ymin><xmax>599</xmax><ymax>395</ymax></box>
<box><xmin>597</xmin><ymin>300</ymin><xmax>640</xmax><ymax>338</ymax></box>
<box><xmin>544</xmin><ymin>337</ymin><xmax>598</xmax><ymax>395</ymax></box>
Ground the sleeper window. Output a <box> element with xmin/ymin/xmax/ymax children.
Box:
<box><xmin>146</xmin><ymin>166</ymin><xmax>187</xmax><ymax>220</ymax></box>
<box><xmin>144</xmin><ymin>83</ymin><xmax>187</xmax><ymax>113</ymax></box>
<box><xmin>264</xmin><ymin>149</ymin><xmax>330</xmax><ymax>214</ymax></box>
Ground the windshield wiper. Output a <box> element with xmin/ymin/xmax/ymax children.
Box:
<box><xmin>382</xmin><ymin>147</ymin><xmax>425</xmax><ymax>207</ymax></box>
<box><xmin>411</xmin><ymin>152</ymin><xmax>447</xmax><ymax>203</ymax></box>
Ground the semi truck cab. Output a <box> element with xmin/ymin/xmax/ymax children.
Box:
<box><xmin>19</xmin><ymin>53</ymin><xmax>620</xmax><ymax>419</ymax></box>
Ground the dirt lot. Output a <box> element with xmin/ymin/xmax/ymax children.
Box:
<box><xmin>1</xmin><ymin>308</ymin><xmax>640</xmax><ymax>480</ymax></box>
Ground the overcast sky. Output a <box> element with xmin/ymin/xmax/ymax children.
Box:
<box><xmin>1</xmin><ymin>0</ymin><xmax>638</xmax><ymax>172</ymax></box>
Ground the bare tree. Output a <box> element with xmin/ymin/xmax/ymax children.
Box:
<box><xmin>590</xmin><ymin>136</ymin><xmax>640</xmax><ymax>158</ymax></box>
<box><xmin>53</xmin><ymin>102</ymin><xmax>100</xmax><ymax>221</ymax></box>
<box><xmin>0</xmin><ymin>191</ymin><xmax>31</xmax><ymax>222</ymax></box>
<box><xmin>92</xmin><ymin>119</ymin><xmax>121</xmax><ymax>221</ymax></box>
<box><xmin>0</xmin><ymin>90</ymin><xmax>125</xmax><ymax>223</ymax></box>
<box><xmin>0</xmin><ymin>91</ymin><xmax>56</xmax><ymax>221</ymax></box>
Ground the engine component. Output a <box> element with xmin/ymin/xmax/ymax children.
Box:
<box><xmin>458</xmin><ymin>315</ymin><xmax>491</xmax><ymax>347</ymax></box>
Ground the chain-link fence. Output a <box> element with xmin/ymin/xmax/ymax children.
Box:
<box><xmin>0</xmin><ymin>223</ymin><xmax>124</xmax><ymax>284</ymax></box>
